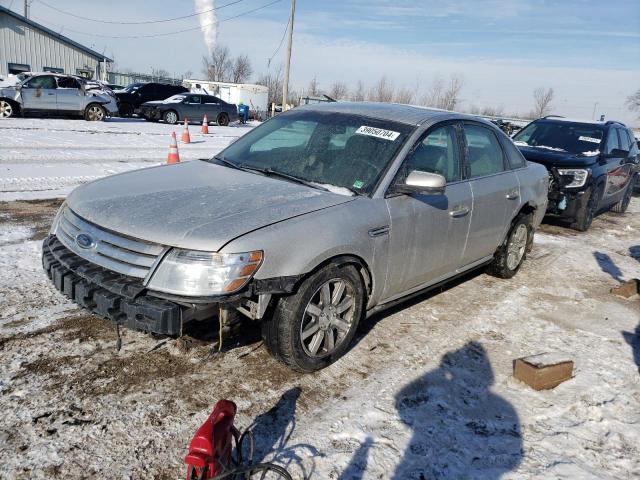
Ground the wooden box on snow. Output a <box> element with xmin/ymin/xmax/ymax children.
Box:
<box><xmin>513</xmin><ymin>353</ymin><xmax>573</xmax><ymax>390</ymax></box>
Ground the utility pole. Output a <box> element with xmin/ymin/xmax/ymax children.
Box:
<box><xmin>281</xmin><ymin>0</ymin><xmax>295</xmax><ymax>111</ymax></box>
<box><xmin>24</xmin><ymin>0</ymin><xmax>30</xmax><ymax>18</ymax></box>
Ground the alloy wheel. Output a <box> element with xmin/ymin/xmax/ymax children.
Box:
<box><xmin>300</xmin><ymin>278</ymin><xmax>355</xmax><ymax>357</ymax></box>
<box><xmin>506</xmin><ymin>224</ymin><xmax>528</xmax><ymax>270</ymax></box>
<box><xmin>86</xmin><ymin>105</ymin><xmax>104</xmax><ymax>121</ymax></box>
<box><xmin>165</xmin><ymin>111</ymin><xmax>178</xmax><ymax>124</ymax></box>
<box><xmin>0</xmin><ymin>100</ymin><xmax>13</xmax><ymax>118</ymax></box>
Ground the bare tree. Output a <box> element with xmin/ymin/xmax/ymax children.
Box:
<box><xmin>419</xmin><ymin>74</ymin><xmax>463</xmax><ymax>111</ymax></box>
<box><xmin>532</xmin><ymin>87</ymin><xmax>554</xmax><ymax>118</ymax></box>
<box><xmin>307</xmin><ymin>76</ymin><xmax>320</xmax><ymax>96</ymax></box>
<box><xmin>480</xmin><ymin>105</ymin><xmax>505</xmax><ymax>117</ymax></box>
<box><xmin>183</xmin><ymin>70</ymin><xmax>193</xmax><ymax>79</ymax></box>
<box><xmin>394</xmin><ymin>87</ymin><xmax>414</xmax><ymax>104</ymax></box>
<box><xmin>150</xmin><ymin>67</ymin><xmax>171</xmax><ymax>79</ymax></box>
<box><xmin>351</xmin><ymin>80</ymin><xmax>366</xmax><ymax>102</ymax></box>
<box><xmin>202</xmin><ymin>45</ymin><xmax>233</xmax><ymax>82</ymax></box>
<box><xmin>626</xmin><ymin>89</ymin><xmax>640</xmax><ymax>117</ymax></box>
<box><xmin>368</xmin><ymin>76</ymin><xmax>394</xmax><ymax>102</ymax></box>
<box><xmin>231</xmin><ymin>54</ymin><xmax>252</xmax><ymax>84</ymax></box>
<box><xmin>329</xmin><ymin>81</ymin><xmax>349</xmax><ymax>100</ymax></box>
<box><xmin>255</xmin><ymin>65</ymin><xmax>284</xmax><ymax>106</ymax></box>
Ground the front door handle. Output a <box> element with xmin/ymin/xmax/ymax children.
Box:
<box><xmin>506</xmin><ymin>189</ymin><xmax>519</xmax><ymax>200</ymax></box>
<box><xmin>449</xmin><ymin>206</ymin><xmax>470</xmax><ymax>218</ymax></box>
<box><xmin>368</xmin><ymin>226</ymin><xmax>390</xmax><ymax>237</ymax></box>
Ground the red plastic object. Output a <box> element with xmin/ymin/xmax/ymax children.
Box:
<box><xmin>185</xmin><ymin>400</ymin><xmax>237</xmax><ymax>479</ymax></box>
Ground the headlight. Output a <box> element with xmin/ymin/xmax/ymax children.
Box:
<box><xmin>147</xmin><ymin>249</ymin><xmax>263</xmax><ymax>296</ymax></box>
<box><xmin>557</xmin><ymin>168</ymin><xmax>589</xmax><ymax>188</ymax></box>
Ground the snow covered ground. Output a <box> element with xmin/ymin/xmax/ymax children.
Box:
<box><xmin>0</xmin><ymin>117</ymin><xmax>254</xmax><ymax>201</ymax></box>
<box><xmin>0</xmin><ymin>118</ymin><xmax>639</xmax><ymax>479</ymax></box>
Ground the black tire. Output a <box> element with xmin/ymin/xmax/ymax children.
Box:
<box><xmin>84</xmin><ymin>103</ymin><xmax>106</xmax><ymax>121</ymax></box>
<box><xmin>488</xmin><ymin>213</ymin><xmax>533</xmax><ymax>279</ymax></box>
<box><xmin>0</xmin><ymin>99</ymin><xmax>17</xmax><ymax>118</ymax></box>
<box><xmin>217</xmin><ymin>113</ymin><xmax>229</xmax><ymax>127</ymax></box>
<box><xmin>119</xmin><ymin>103</ymin><xmax>133</xmax><ymax>117</ymax></box>
<box><xmin>163</xmin><ymin>110</ymin><xmax>179</xmax><ymax>125</ymax></box>
<box><xmin>262</xmin><ymin>263</ymin><xmax>365</xmax><ymax>372</ymax></box>
<box><xmin>571</xmin><ymin>186</ymin><xmax>601</xmax><ymax>232</ymax></box>
<box><xmin>611</xmin><ymin>178</ymin><xmax>633</xmax><ymax>213</ymax></box>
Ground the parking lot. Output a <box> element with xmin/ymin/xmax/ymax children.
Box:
<box><xmin>0</xmin><ymin>117</ymin><xmax>638</xmax><ymax>479</ymax></box>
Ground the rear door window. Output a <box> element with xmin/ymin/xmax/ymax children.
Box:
<box><xmin>462</xmin><ymin>124</ymin><xmax>506</xmax><ymax>178</ymax></box>
<box><xmin>604</xmin><ymin>128</ymin><xmax>619</xmax><ymax>154</ymax></box>
<box><xmin>57</xmin><ymin>77</ymin><xmax>81</xmax><ymax>89</ymax></box>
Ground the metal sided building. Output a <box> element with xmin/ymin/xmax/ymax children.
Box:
<box><xmin>0</xmin><ymin>6</ymin><xmax>111</xmax><ymax>79</ymax></box>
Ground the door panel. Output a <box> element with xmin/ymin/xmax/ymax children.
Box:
<box><xmin>21</xmin><ymin>75</ymin><xmax>57</xmax><ymax>111</ymax></box>
<box><xmin>460</xmin><ymin>122</ymin><xmax>519</xmax><ymax>265</ymax></box>
<box><xmin>384</xmin><ymin>182</ymin><xmax>473</xmax><ymax>299</ymax></box>
<box><xmin>182</xmin><ymin>95</ymin><xmax>202</xmax><ymax>121</ymax></box>
<box><xmin>462</xmin><ymin>172</ymin><xmax>518</xmax><ymax>264</ymax></box>
<box><xmin>602</xmin><ymin>128</ymin><xmax>633</xmax><ymax>205</ymax></box>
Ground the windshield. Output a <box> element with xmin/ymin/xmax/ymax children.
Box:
<box><xmin>215</xmin><ymin>110</ymin><xmax>414</xmax><ymax>195</ymax></box>
<box><xmin>124</xmin><ymin>83</ymin><xmax>143</xmax><ymax>93</ymax></box>
<box><xmin>513</xmin><ymin>121</ymin><xmax>604</xmax><ymax>155</ymax></box>
<box><xmin>164</xmin><ymin>94</ymin><xmax>186</xmax><ymax>103</ymax></box>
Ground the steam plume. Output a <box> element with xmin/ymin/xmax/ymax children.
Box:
<box><xmin>195</xmin><ymin>0</ymin><xmax>217</xmax><ymax>56</ymax></box>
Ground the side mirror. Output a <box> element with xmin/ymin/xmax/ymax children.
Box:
<box><xmin>399</xmin><ymin>170</ymin><xmax>446</xmax><ymax>195</ymax></box>
<box><xmin>604</xmin><ymin>148</ymin><xmax>629</xmax><ymax>159</ymax></box>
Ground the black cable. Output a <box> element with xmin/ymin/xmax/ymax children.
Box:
<box><xmin>34</xmin><ymin>0</ymin><xmax>246</xmax><ymax>25</ymax></box>
<box><xmin>267</xmin><ymin>15</ymin><xmax>290</xmax><ymax>67</ymax></box>
<box><xmin>31</xmin><ymin>0</ymin><xmax>282</xmax><ymax>40</ymax></box>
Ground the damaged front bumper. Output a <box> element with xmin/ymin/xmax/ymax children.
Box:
<box><xmin>42</xmin><ymin>235</ymin><xmax>299</xmax><ymax>335</ymax></box>
<box><xmin>544</xmin><ymin>169</ymin><xmax>592</xmax><ymax>221</ymax></box>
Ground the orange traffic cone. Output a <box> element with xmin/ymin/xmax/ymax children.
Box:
<box><xmin>201</xmin><ymin>114</ymin><xmax>209</xmax><ymax>134</ymax></box>
<box><xmin>181</xmin><ymin>118</ymin><xmax>191</xmax><ymax>144</ymax></box>
<box><xmin>167</xmin><ymin>132</ymin><xmax>180</xmax><ymax>164</ymax></box>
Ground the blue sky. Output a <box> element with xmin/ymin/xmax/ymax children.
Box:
<box><xmin>6</xmin><ymin>0</ymin><xmax>640</xmax><ymax>124</ymax></box>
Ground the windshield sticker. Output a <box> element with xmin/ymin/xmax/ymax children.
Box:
<box><xmin>353</xmin><ymin>180</ymin><xmax>364</xmax><ymax>189</ymax></box>
<box><xmin>356</xmin><ymin>126</ymin><xmax>400</xmax><ymax>141</ymax></box>
<box><xmin>578</xmin><ymin>136</ymin><xmax>601</xmax><ymax>144</ymax></box>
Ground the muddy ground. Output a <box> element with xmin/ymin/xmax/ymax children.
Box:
<box><xmin>0</xmin><ymin>198</ymin><xmax>639</xmax><ymax>479</ymax></box>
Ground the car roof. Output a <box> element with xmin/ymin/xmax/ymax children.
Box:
<box><xmin>295</xmin><ymin>101</ymin><xmax>479</xmax><ymax>126</ymax></box>
<box><xmin>535</xmin><ymin>116</ymin><xmax>627</xmax><ymax>128</ymax></box>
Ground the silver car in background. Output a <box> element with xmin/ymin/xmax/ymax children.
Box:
<box><xmin>0</xmin><ymin>72</ymin><xmax>118</xmax><ymax>120</ymax></box>
<box><xmin>42</xmin><ymin>103</ymin><xmax>548</xmax><ymax>371</ymax></box>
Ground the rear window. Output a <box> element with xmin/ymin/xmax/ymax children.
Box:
<box><xmin>513</xmin><ymin>121</ymin><xmax>604</xmax><ymax>155</ymax></box>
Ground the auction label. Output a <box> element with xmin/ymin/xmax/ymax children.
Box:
<box><xmin>579</xmin><ymin>136</ymin><xmax>601</xmax><ymax>144</ymax></box>
<box><xmin>356</xmin><ymin>126</ymin><xmax>400</xmax><ymax>141</ymax></box>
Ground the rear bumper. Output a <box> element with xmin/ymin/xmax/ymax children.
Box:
<box><xmin>43</xmin><ymin>235</ymin><xmax>182</xmax><ymax>335</ymax></box>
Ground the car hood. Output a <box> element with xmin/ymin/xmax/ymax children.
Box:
<box><xmin>141</xmin><ymin>100</ymin><xmax>165</xmax><ymax>106</ymax></box>
<box><xmin>65</xmin><ymin>161</ymin><xmax>356</xmax><ymax>251</ymax></box>
<box><xmin>516</xmin><ymin>145</ymin><xmax>599</xmax><ymax>168</ymax></box>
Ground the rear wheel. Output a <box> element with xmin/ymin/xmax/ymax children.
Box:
<box><xmin>488</xmin><ymin>214</ymin><xmax>532</xmax><ymax>279</ymax></box>
<box><xmin>84</xmin><ymin>103</ymin><xmax>106</xmax><ymax>121</ymax></box>
<box><xmin>217</xmin><ymin>113</ymin><xmax>229</xmax><ymax>126</ymax></box>
<box><xmin>262</xmin><ymin>263</ymin><xmax>364</xmax><ymax>372</ymax></box>
<box><xmin>611</xmin><ymin>178</ymin><xmax>633</xmax><ymax>213</ymax></box>
<box><xmin>0</xmin><ymin>99</ymin><xmax>16</xmax><ymax>118</ymax></box>
<box><xmin>163</xmin><ymin>110</ymin><xmax>178</xmax><ymax>125</ymax></box>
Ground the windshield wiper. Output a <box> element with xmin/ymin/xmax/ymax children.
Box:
<box><xmin>238</xmin><ymin>165</ymin><xmax>331</xmax><ymax>192</ymax></box>
<box><xmin>211</xmin><ymin>155</ymin><xmax>242</xmax><ymax>170</ymax></box>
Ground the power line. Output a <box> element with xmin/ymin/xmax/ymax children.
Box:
<box><xmin>31</xmin><ymin>0</ymin><xmax>282</xmax><ymax>39</ymax></box>
<box><xmin>268</xmin><ymin>15</ymin><xmax>290</xmax><ymax>67</ymax></box>
<box><xmin>34</xmin><ymin>0</ymin><xmax>246</xmax><ymax>25</ymax></box>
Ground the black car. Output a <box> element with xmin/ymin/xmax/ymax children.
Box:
<box><xmin>513</xmin><ymin>117</ymin><xmax>638</xmax><ymax>231</ymax></box>
<box><xmin>115</xmin><ymin>82</ymin><xmax>188</xmax><ymax>117</ymax></box>
<box><xmin>139</xmin><ymin>93</ymin><xmax>239</xmax><ymax>126</ymax></box>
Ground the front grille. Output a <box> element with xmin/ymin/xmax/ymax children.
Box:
<box><xmin>55</xmin><ymin>206</ymin><xmax>165</xmax><ymax>279</ymax></box>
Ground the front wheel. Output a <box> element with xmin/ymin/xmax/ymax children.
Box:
<box><xmin>488</xmin><ymin>214</ymin><xmax>532</xmax><ymax>279</ymax></box>
<box><xmin>611</xmin><ymin>177</ymin><xmax>633</xmax><ymax>213</ymax></box>
<box><xmin>84</xmin><ymin>103</ymin><xmax>106</xmax><ymax>121</ymax></box>
<box><xmin>262</xmin><ymin>263</ymin><xmax>364</xmax><ymax>372</ymax></box>
<box><xmin>163</xmin><ymin>110</ymin><xmax>178</xmax><ymax>125</ymax></box>
<box><xmin>571</xmin><ymin>187</ymin><xmax>600</xmax><ymax>231</ymax></box>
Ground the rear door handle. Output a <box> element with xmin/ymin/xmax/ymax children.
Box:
<box><xmin>449</xmin><ymin>206</ymin><xmax>470</xmax><ymax>218</ymax></box>
<box><xmin>368</xmin><ymin>226</ymin><xmax>390</xmax><ymax>237</ymax></box>
<box><xmin>506</xmin><ymin>189</ymin><xmax>519</xmax><ymax>200</ymax></box>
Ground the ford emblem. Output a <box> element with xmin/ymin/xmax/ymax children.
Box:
<box><xmin>75</xmin><ymin>232</ymin><xmax>96</xmax><ymax>249</ymax></box>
